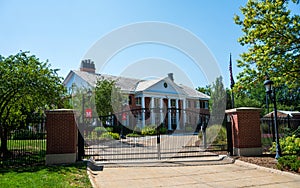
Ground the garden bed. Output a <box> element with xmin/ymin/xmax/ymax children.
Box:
<box><xmin>214</xmin><ymin>151</ymin><xmax>299</xmax><ymax>174</ymax></box>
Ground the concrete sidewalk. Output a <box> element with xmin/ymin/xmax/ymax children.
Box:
<box><xmin>88</xmin><ymin>159</ymin><xmax>300</xmax><ymax>188</ymax></box>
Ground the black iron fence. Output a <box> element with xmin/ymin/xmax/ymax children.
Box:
<box><xmin>260</xmin><ymin>117</ymin><xmax>300</xmax><ymax>151</ymax></box>
<box><xmin>0</xmin><ymin>123</ymin><xmax>46</xmax><ymax>167</ymax></box>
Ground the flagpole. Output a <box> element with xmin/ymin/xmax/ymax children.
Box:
<box><xmin>229</xmin><ymin>53</ymin><xmax>235</xmax><ymax>108</ymax></box>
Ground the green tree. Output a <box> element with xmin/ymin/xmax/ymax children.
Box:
<box><xmin>71</xmin><ymin>85</ymin><xmax>96</xmax><ymax>123</ymax></box>
<box><xmin>0</xmin><ymin>52</ymin><xmax>65</xmax><ymax>156</ymax></box>
<box><xmin>209</xmin><ymin>76</ymin><xmax>227</xmax><ymax>125</ymax></box>
<box><xmin>234</xmin><ymin>0</ymin><xmax>300</xmax><ymax>92</ymax></box>
<box><xmin>94</xmin><ymin>77</ymin><xmax>124</xmax><ymax>124</ymax></box>
<box><xmin>234</xmin><ymin>83</ymin><xmax>265</xmax><ymax>109</ymax></box>
<box><xmin>196</xmin><ymin>85</ymin><xmax>211</xmax><ymax>96</ymax></box>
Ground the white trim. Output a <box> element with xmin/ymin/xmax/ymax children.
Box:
<box><xmin>160</xmin><ymin>98</ymin><xmax>164</xmax><ymax>124</ymax></box>
<box><xmin>151</xmin><ymin>97</ymin><xmax>155</xmax><ymax>125</ymax></box>
<box><xmin>176</xmin><ymin>99</ymin><xmax>180</xmax><ymax>130</ymax></box>
<box><xmin>168</xmin><ymin>98</ymin><xmax>172</xmax><ymax>130</ymax></box>
<box><xmin>141</xmin><ymin>96</ymin><xmax>145</xmax><ymax>128</ymax></box>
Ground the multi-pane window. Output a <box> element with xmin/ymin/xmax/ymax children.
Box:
<box><xmin>187</xmin><ymin>100</ymin><xmax>191</xmax><ymax>108</ymax></box>
<box><xmin>194</xmin><ymin>100</ymin><xmax>200</xmax><ymax>109</ymax></box>
<box><xmin>205</xmin><ymin>101</ymin><xmax>209</xmax><ymax>109</ymax></box>
<box><xmin>135</xmin><ymin>97</ymin><xmax>141</xmax><ymax>106</ymax></box>
<box><xmin>171</xmin><ymin>99</ymin><xmax>176</xmax><ymax>107</ymax></box>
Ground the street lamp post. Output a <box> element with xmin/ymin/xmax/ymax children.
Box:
<box><xmin>264</xmin><ymin>79</ymin><xmax>281</xmax><ymax>159</ymax></box>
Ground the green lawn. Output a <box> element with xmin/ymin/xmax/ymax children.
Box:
<box><xmin>0</xmin><ymin>139</ymin><xmax>46</xmax><ymax>166</ymax></box>
<box><xmin>0</xmin><ymin>163</ymin><xmax>92</xmax><ymax>188</ymax></box>
<box><xmin>2</xmin><ymin>139</ymin><xmax>46</xmax><ymax>151</ymax></box>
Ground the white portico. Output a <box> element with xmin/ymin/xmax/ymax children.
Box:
<box><xmin>63</xmin><ymin>60</ymin><xmax>210</xmax><ymax>131</ymax></box>
<box><xmin>132</xmin><ymin>74</ymin><xmax>192</xmax><ymax>130</ymax></box>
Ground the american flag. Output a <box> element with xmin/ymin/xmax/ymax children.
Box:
<box><xmin>229</xmin><ymin>53</ymin><xmax>235</xmax><ymax>89</ymax></box>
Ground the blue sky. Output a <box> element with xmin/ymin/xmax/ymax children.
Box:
<box><xmin>1</xmin><ymin>1</ymin><xmax>298</xmax><ymax>88</ymax></box>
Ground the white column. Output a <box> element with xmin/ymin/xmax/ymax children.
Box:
<box><xmin>160</xmin><ymin>98</ymin><xmax>164</xmax><ymax>124</ymax></box>
<box><xmin>176</xmin><ymin>99</ymin><xmax>180</xmax><ymax>130</ymax></box>
<box><xmin>151</xmin><ymin>97</ymin><xmax>155</xmax><ymax>125</ymax></box>
<box><xmin>168</xmin><ymin>98</ymin><xmax>172</xmax><ymax>130</ymax></box>
<box><xmin>183</xmin><ymin>99</ymin><xmax>186</xmax><ymax>129</ymax></box>
<box><xmin>141</xmin><ymin>96</ymin><xmax>145</xmax><ymax>128</ymax></box>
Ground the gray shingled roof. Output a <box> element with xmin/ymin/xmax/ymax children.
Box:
<box><xmin>179</xmin><ymin>84</ymin><xmax>210</xmax><ymax>99</ymax></box>
<box><xmin>71</xmin><ymin>70</ymin><xmax>209</xmax><ymax>99</ymax></box>
<box><xmin>135</xmin><ymin>78</ymin><xmax>162</xmax><ymax>92</ymax></box>
<box><xmin>73</xmin><ymin>70</ymin><xmax>140</xmax><ymax>92</ymax></box>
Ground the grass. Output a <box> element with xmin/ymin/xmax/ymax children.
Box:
<box><xmin>0</xmin><ymin>163</ymin><xmax>92</xmax><ymax>188</ymax></box>
<box><xmin>0</xmin><ymin>139</ymin><xmax>46</xmax><ymax>166</ymax></box>
<box><xmin>2</xmin><ymin>139</ymin><xmax>46</xmax><ymax>151</ymax></box>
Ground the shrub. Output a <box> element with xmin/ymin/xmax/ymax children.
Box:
<box><xmin>11</xmin><ymin>130</ymin><xmax>45</xmax><ymax>140</ymax></box>
<box><xmin>105</xmin><ymin>127</ymin><xmax>113</xmax><ymax>132</ymax></box>
<box><xmin>270</xmin><ymin>135</ymin><xmax>300</xmax><ymax>155</ymax></box>
<box><xmin>159</xmin><ymin>126</ymin><xmax>167</xmax><ymax>134</ymax></box>
<box><xmin>100</xmin><ymin>132</ymin><xmax>120</xmax><ymax>140</ymax></box>
<box><xmin>87</xmin><ymin>131</ymin><xmax>98</xmax><ymax>140</ymax></box>
<box><xmin>185</xmin><ymin>125</ymin><xmax>194</xmax><ymax>132</ymax></box>
<box><xmin>292</xmin><ymin>126</ymin><xmax>300</xmax><ymax>138</ymax></box>
<box><xmin>94</xmin><ymin>126</ymin><xmax>107</xmax><ymax>133</ymax></box>
<box><xmin>141</xmin><ymin>125</ymin><xmax>157</xmax><ymax>135</ymax></box>
<box><xmin>199</xmin><ymin>124</ymin><xmax>227</xmax><ymax>145</ymax></box>
<box><xmin>93</xmin><ymin>126</ymin><xmax>107</xmax><ymax>136</ymax></box>
<box><xmin>261</xmin><ymin>123</ymin><xmax>270</xmax><ymax>134</ymax></box>
<box><xmin>280</xmin><ymin>126</ymin><xmax>300</xmax><ymax>138</ymax></box>
<box><xmin>126</xmin><ymin>133</ymin><xmax>142</xmax><ymax>137</ymax></box>
<box><xmin>133</xmin><ymin>126</ymin><xmax>141</xmax><ymax>134</ymax></box>
<box><xmin>277</xmin><ymin>155</ymin><xmax>300</xmax><ymax>172</ymax></box>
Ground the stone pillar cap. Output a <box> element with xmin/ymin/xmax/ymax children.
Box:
<box><xmin>45</xmin><ymin>109</ymin><xmax>75</xmax><ymax>113</ymax></box>
<box><xmin>225</xmin><ymin>107</ymin><xmax>261</xmax><ymax>114</ymax></box>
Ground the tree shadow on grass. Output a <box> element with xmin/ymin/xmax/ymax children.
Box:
<box><xmin>0</xmin><ymin>162</ymin><xmax>86</xmax><ymax>175</ymax></box>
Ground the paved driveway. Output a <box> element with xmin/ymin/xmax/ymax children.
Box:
<box><xmin>88</xmin><ymin>159</ymin><xmax>300</xmax><ymax>188</ymax></box>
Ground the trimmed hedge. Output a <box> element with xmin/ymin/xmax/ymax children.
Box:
<box><xmin>199</xmin><ymin>124</ymin><xmax>227</xmax><ymax>145</ymax></box>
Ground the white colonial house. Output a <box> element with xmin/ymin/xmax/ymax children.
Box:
<box><xmin>63</xmin><ymin>60</ymin><xmax>210</xmax><ymax>131</ymax></box>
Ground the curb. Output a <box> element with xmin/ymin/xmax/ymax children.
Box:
<box><xmin>87</xmin><ymin>168</ymin><xmax>98</xmax><ymax>188</ymax></box>
<box><xmin>233</xmin><ymin>158</ymin><xmax>300</xmax><ymax>177</ymax></box>
<box><xmin>91</xmin><ymin>155</ymin><xmax>234</xmax><ymax>168</ymax></box>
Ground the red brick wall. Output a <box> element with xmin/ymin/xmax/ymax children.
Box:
<box><xmin>46</xmin><ymin>110</ymin><xmax>77</xmax><ymax>154</ymax></box>
<box><xmin>229</xmin><ymin>109</ymin><xmax>261</xmax><ymax>148</ymax></box>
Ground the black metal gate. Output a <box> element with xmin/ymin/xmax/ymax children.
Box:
<box><xmin>84</xmin><ymin>132</ymin><xmax>209</xmax><ymax>162</ymax></box>
<box><xmin>78</xmin><ymin>112</ymin><xmax>228</xmax><ymax>163</ymax></box>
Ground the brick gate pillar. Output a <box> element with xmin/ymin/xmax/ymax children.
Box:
<box><xmin>225</xmin><ymin>107</ymin><xmax>262</xmax><ymax>156</ymax></box>
<box><xmin>45</xmin><ymin>109</ymin><xmax>77</xmax><ymax>165</ymax></box>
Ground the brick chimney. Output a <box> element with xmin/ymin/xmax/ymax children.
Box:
<box><xmin>80</xmin><ymin>59</ymin><xmax>95</xmax><ymax>73</ymax></box>
<box><xmin>168</xmin><ymin>73</ymin><xmax>174</xmax><ymax>82</ymax></box>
